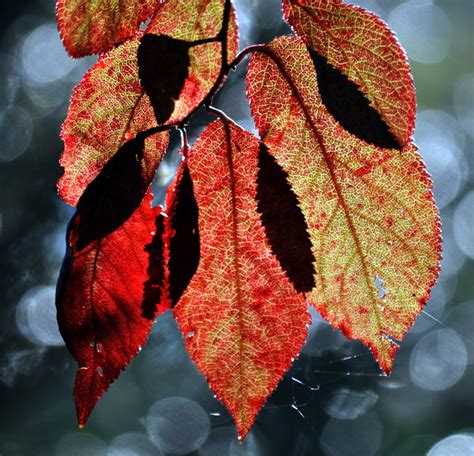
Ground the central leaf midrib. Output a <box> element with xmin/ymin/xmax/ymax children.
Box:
<box><xmin>222</xmin><ymin>121</ymin><xmax>247</xmax><ymax>420</ymax></box>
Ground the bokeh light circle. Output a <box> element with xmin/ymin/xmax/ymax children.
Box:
<box><xmin>323</xmin><ymin>388</ymin><xmax>378</xmax><ymax>420</ymax></box>
<box><xmin>453</xmin><ymin>74</ymin><xmax>474</xmax><ymax>137</ymax></box>
<box><xmin>107</xmin><ymin>432</ymin><xmax>163</xmax><ymax>456</ymax></box>
<box><xmin>0</xmin><ymin>105</ymin><xmax>33</xmax><ymax>162</ymax></box>
<box><xmin>55</xmin><ymin>432</ymin><xmax>107</xmax><ymax>456</ymax></box>
<box><xmin>454</xmin><ymin>191</ymin><xmax>474</xmax><ymax>260</ymax></box>
<box><xmin>446</xmin><ymin>301</ymin><xmax>474</xmax><ymax>365</ymax></box>
<box><xmin>388</xmin><ymin>1</ymin><xmax>452</xmax><ymax>64</ymax></box>
<box><xmin>415</xmin><ymin>110</ymin><xmax>466</xmax><ymax>209</ymax></box>
<box><xmin>320</xmin><ymin>412</ymin><xmax>383</xmax><ymax>456</ymax></box>
<box><xmin>21</xmin><ymin>23</ymin><xmax>76</xmax><ymax>85</ymax></box>
<box><xmin>16</xmin><ymin>285</ymin><xmax>64</xmax><ymax>346</ymax></box>
<box><xmin>410</xmin><ymin>329</ymin><xmax>467</xmax><ymax>391</ymax></box>
<box><xmin>146</xmin><ymin>397</ymin><xmax>210</xmax><ymax>454</ymax></box>
<box><xmin>428</xmin><ymin>433</ymin><xmax>474</xmax><ymax>456</ymax></box>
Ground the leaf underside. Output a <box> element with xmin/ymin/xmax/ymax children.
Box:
<box><xmin>174</xmin><ymin>120</ymin><xmax>310</xmax><ymax>439</ymax></box>
<box><xmin>59</xmin><ymin>0</ymin><xmax>238</xmax><ymax>207</ymax></box>
<box><xmin>247</xmin><ymin>35</ymin><xmax>441</xmax><ymax>373</ymax></box>
<box><xmin>58</xmin><ymin>36</ymin><xmax>167</xmax><ymax>206</ymax></box>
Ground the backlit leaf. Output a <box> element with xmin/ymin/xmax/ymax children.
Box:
<box><xmin>56</xmin><ymin>0</ymin><xmax>160</xmax><ymax>57</ymax></box>
<box><xmin>58</xmin><ymin>36</ymin><xmax>168</xmax><ymax>205</ymax></box>
<box><xmin>56</xmin><ymin>192</ymin><xmax>166</xmax><ymax>426</ymax></box>
<box><xmin>174</xmin><ymin>120</ymin><xmax>310</xmax><ymax>438</ymax></box>
<box><xmin>247</xmin><ymin>36</ymin><xmax>441</xmax><ymax>373</ymax></box>
<box><xmin>282</xmin><ymin>0</ymin><xmax>416</xmax><ymax>147</ymax></box>
<box><xmin>139</xmin><ymin>0</ymin><xmax>238</xmax><ymax>124</ymax></box>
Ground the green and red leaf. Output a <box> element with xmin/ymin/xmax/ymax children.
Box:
<box><xmin>247</xmin><ymin>35</ymin><xmax>441</xmax><ymax>373</ymax></box>
<box><xmin>58</xmin><ymin>36</ymin><xmax>168</xmax><ymax>205</ymax></box>
<box><xmin>174</xmin><ymin>120</ymin><xmax>310</xmax><ymax>438</ymax></box>
<box><xmin>282</xmin><ymin>0</ymin><xmax>416</xmax><ymax>147</ymax></box>
<box><xmin>57</xmin><ymin>0</ymin><xmax>160</xmax><ymax>57</ymax></box>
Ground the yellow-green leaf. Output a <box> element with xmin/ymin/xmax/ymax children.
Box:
<box><xmin>283</xmin><ymin>0</ymin><xmax>416</xmax><ymax>147</ymax></box>
<box><xmin>247</xmin><ymin>36</ymin><xmax>441</xmax><ymax>373</ymax></box>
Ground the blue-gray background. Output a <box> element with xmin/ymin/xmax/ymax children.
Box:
<box><xmin>0</xmin><ymin>0</ymin><xmax>473</xmax><ymax>455</ymax></box>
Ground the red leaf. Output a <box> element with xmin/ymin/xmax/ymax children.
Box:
<box><xmin>57</xmin><ymin>192</ymin><xmax>166</xmax><ymax>426</ymax></box>
<box><xmin>247</xmin><ymin>36</ymin><xmax>441</xmax><ymax>374</ymax></box>
<box><xmin>282</xmin><ymin>0</ymin><xmax>416</xmax><ymax>147</ymax></box>
<box><xmin>56</xmin><ymin>0</ymin><xmax>160</xmax><ymax>57</ymax></box>
<box><xmin>58</xmin><ymin>36</ymin><xmax>168</xmax><ymax>205</ymax></box>
<box><xmin>173</xmin><ymin>119</ymin><xmax>310</xmax><ymax>439</ymax></box>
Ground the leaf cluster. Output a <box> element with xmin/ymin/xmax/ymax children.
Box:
<box><xmin>55</xmin><ymin>0</ymin><xmax>441</xmax><ymax>438</ymax></box>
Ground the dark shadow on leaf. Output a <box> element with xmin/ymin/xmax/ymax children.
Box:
<box><xmin>142</xmin><ymin>213</ymin><xmax>165</xmax><ymax>319</ymax></box>
<box><xmin>310</xmin><ymin>50</ymin><xmax>402</xmax><ymax>150</ymax></box>
<box><xmin>256</xmin><ymin>144</ymin><xmax>315</xmax><ymax>293</ymax></box>
<box><xmin>74</xmin><ymin>136</ymin><xmax>148</xmax><ymax>251</ymax></box>
<box><xmin>167</xmin><ymin>164</ymin><xmax>200</xmax><ymax>306</ymax></box>
<box><xmin>138</xmin><ymin>34</ymin><xmax>191</xmax><ymax>124</ymax></box>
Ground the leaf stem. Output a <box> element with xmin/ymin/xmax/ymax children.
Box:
<box><xmin>205</xmin><ymin>105</ymin><xmax>234</xmax><ymax>124</ymax></box>
<box><xmin>227</xmin><ymin>44</ymin><xmax>265</xmax><ymax>70</ymax></box>
<box><xmin>178</xmin><ymin>127</ymin><xmax>190</xmax><ymax>159</ymax></box>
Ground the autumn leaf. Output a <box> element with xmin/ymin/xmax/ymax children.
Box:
<box><xmin>57</xmin><ymin>133</ymin><xmax>169</xmax><ymax>425</ymax></box>
<box><xmin>58</xmin><ymin>36</ymin><xmax>169</xmax><ymax>206</ymax></box>
<box><xmin>173</xmin><ymin>119</ymin><xmax>310</xmax><ymax>438</ymax></box>
<box><xmin>56</xmin><ymin>0</ymin><xmax>160</xmax><ymax>57</ymax></box>
<box><xmin>138</xmin><ymin>0</ymin><xmax>238</xmax><ymax>124</ymax></box>
<box><xmin>56</xmin><ymin>191</ymin><xmax>165</xmax><ymax>426</ymax></box>
<box><xmin>247</xmin><ymin>36</ymin><xmax>441</xmax><ymax>373</ymax></box>
<box><xmin>282</xmin><ymin>0</ymin><xmax>416</xmax><ymax>147</ymax></box>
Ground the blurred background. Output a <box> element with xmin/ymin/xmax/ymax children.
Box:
<box><xmin>0</xmin><ymin>0</ymin><xmax>473</xmax><ymax>454</ymax></box>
